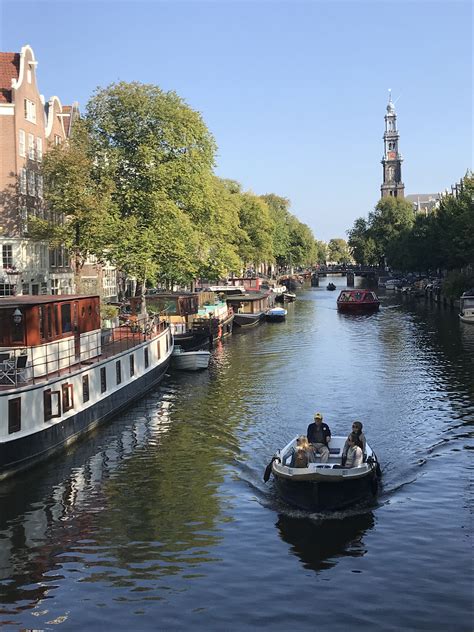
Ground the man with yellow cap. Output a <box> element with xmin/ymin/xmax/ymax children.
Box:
<box><xmin>306</xmin><ymin>412</ymin><xmax>331</xmax><ymax>463</ymax></box>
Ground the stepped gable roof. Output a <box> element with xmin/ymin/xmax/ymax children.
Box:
<box><xmin>0</xmin><ymin>52</ymin><xmax>20</xmax><ymax>103</ymax></box>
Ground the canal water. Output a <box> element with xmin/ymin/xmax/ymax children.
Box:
<box><xmin>0</xmin><ymin>278</ymin><xmax>472</xmax><ymax>631</ymax></box>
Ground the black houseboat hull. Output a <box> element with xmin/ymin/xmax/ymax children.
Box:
<box><xmin>232</xmin><ymin>312</ymin><xmax>265</xmax><ymax>329</ymax></box>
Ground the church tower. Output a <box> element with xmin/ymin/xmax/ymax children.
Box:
<box><xmin>381</xmin><ymin>91</ymin><xmax>405</xmax><ymax>198</ymax></box>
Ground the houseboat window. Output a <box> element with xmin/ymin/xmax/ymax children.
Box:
<box><xmin>82</xmin><ymin>374</ymin><xmax>90</xmax><ymax>403</ymax></box>
<box><xmin>55</xmin><ymin>305</ymin><xmax>60</xmax><ymax>336</ymax></box>
<box><xmin>130</xmin><ymin>354</ymin><xmax>135</xmax><ymax>377</ymax></box>
<box><xmin>39</xmin><ymin>306</ymin><xmax>45</xmax><ymax>339</ymax></box>
<box><xmin>144</xmin><ymin>348</ymin><xmax>149</xmax><ymax>369</ymax></box>
<box><xmin>100</xmin><ymin>367</ymin><xmax>107</xmax><ymax>393</ymax></box>
<box><xmin>8</xmin><ymin>398</ymin><xmax>21</xmax><ymax>434</ymax></box>
<box><xmin>116</xmin><ymin>360</ymin><xmax>122</xmax><ymax>385</ymax></box>
<box><xmin>44</xmin><ymin>389</ymin><xmax>61</xmax><ymax>421</ymax></box>
<box><xmin>157</xmin><ymin>341</ymin><xmax>161</xmax><ymax>359</ymax></box>
<box><xmin>47</xmin><ymin>306</ymin><xmax>53</xmax><ymax>338</ymax></box>
<box><xmin>62</xmin><ymin>383</ymin><xmax>74</xmax><ymax>412</ymax></box>
<box><xmin>61</xmin><ymin>304</ymin><xmax>72</xmax><ymax>333</ymax></box>
<box><xmin>166</xmin><ymin>334</ymin><xmax>169</xmax><ymax>353</ymax></box>
<box><xmin>12</xmin><ymin>315</ymin><xmax>25</xmax><ymax>343</ymax></box>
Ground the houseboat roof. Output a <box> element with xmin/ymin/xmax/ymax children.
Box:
<box><xmin>226</xmin><ymin>293</ymin><xmax>269</xmax><ymax>302</ymax></box>
<box><xmin>0</xmin><ymin>295</ymin><xmax>100</xmax><ymax>307</ymax></box>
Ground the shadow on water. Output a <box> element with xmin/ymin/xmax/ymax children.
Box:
<box><xmin>275</xmin><ymin>510</ymin><xmax>375</xmax><ymax>572</ymax></box>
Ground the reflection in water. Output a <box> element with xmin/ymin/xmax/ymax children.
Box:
<box><xmin>276</xmin><ymin>511</ymin><xmax>374</xmax><ymax>572</ymax></box>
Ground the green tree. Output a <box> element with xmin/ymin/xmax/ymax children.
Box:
<box><xmin>328</xmin><ymin>238</ymin><xmax>352</xmax><ymax>264</ymax></box>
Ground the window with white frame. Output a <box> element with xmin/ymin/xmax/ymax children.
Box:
<box><xmin>24</xmin><ymin>99</ymin><xmax>36</xmax><ymax>123</ymax></box>
<box><xmin>36</xmin><ymin>137</ymin><xmax>43</xmax><ymax>162</ymax></box>
<box><xmin>37</xmin><ymin>174</ymin><xmax>43</xmax><ymax>198</ymax></box>
<box><xmin>28</xmin><ymin>133</ymin><xmax>35</xmax><ymax>160</ymax></box>
<box><xmin>27</xmin><ymin>171</ymin><xmax>35</xmax><ymax>196</ymax></box>
<box><xmin>54</xmin><ymin>135</ymin><xmax>62</xmax><ymax>146</ymax></box>
<box><xmin>40</xmin><ymin>244</ymin><xmax>48</xmax><ymax>269</ymax></box>
<box><xmin>20</xmin><ymin>168</ymin><xmax>27</xmax><ymax>194</ymax></box>
<box><xmin>51</xmin><ymin>278</ymin><xmax>60</xmax><ymax>295</ymax></box>
<box><xmin>19</xmin><ymin>130</ymin><xmax>26</xmax><ymax>157</ymax></box>
<box><xmin>2</xmin><ymin>245</ymin><xmax>13</xmax><ymax>268</ymax></box>
<box><xmin>0</xmin><ymin>284</ymin><xmax>15</xmax><ymax>297</ymax></box>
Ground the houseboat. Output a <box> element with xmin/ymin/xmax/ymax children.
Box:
<box><xmin>146</xmin><ymin>291</ymin><xmax>234</xmax><ymax>350</ymax></box>
<box><xmin>336</xmin><ymin>289</ymin><xmax>380</xmax><ymax>313</ymax></box>
<box><xmin>459</xmin><ymin>289</ymin><xmax>474</xmax><ymax>324</ymax></box>
<box><xmin>226</xmin><ymin>291</ymin><xmax>275</xmax><ymax>329</ymax></box>
<box><xmin>0</xmin><ymin>294</ymin><xmax>173</xmax><ymax>480</ymax></box>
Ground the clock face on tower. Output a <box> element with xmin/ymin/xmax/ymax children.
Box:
<box><xmin>388</xmin><ymin>151</ymin><xmax>396</xmax><ymax>160</ymax></box>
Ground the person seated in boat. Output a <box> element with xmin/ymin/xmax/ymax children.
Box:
<box><xmin>306</xmin><ymin>412</ymin><xmax>331</xmax><ymax>463</ymax></box>
<box><xmin>289</xmin><ymin>435</ymin><xmax>312</xmax><ymax>468</ymax></box>
<box><xmin>344</xmin><ymin>433</ymin><xmax>364</xmax><ymax>468</ymax></box>
<box><xmin>341</xmin><ymin>421</ymin><xmax>366</xmax><ymax>466</ymax></box>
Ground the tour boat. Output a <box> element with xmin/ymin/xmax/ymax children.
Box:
<box><xmin>266</xmin><ymin>435</ymin><xmax>381</xmax><ymax>511</ymax></box>
<box><xmin>336</xmin><ymin>289</ymin><xmax>380</xmax><ymax>312</ymax></box>
<box><xmin>146</xmin><ymin>291</ymin><xmax>234</xmax><ymax>350</ymax></box>
<box><xmin>0</xmin><ymin>294</ymin><xmax>173</xmax><ymax>480</ymax></box>
<box><xmin>266</xmin><ymin>307</ymin><xmax>287</xmax><ymax>322</ymax></box>
<box><xmin>171</xmin><ymin>346</ymin><xmax>211</xmax><ymax>371</ymax></box>
<box><xmin>459</xmin><ymin>289</ymin><xmax>474</xmax><ymax>324</ymax></box>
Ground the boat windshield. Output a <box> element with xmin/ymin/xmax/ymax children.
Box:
<box><xmin>461</xmin><ymin>297</ymin><xmax>474</xmax><ymax>309</ymax></box>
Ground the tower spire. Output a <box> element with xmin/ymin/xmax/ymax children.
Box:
<box><xmin>381</xmin><ymin>91</ymin><xmax>404</xmax><ymax>198</ymax></box>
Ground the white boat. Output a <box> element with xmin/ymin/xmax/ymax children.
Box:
<box><xmin>459</xmin><ymin>290</ymin><xmax>474</xmax><ymax>324</ymax></box>
<box><xmin>266</xmin><ymin>435</ymin><xmax>381</xmax><ymax>511</ymax></box>
<box><xmin>0</xmin><ymin>294</ymin><xmax>173</xmax><ymax>481</ymax></box>
<box><xmin>172</xmin><ymin>345</ymin><xmax>211</xmax><ymax>370</ymax></box>
<box><xmin>266</xmin><ymin>307</ymin><xmax>287</xmax><ymax>322</ymax></box>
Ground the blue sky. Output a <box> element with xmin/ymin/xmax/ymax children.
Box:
<box><xmin>1</xmin><ymin>1</ymin><xmax>472</xmax><ymax>242</ymax></box>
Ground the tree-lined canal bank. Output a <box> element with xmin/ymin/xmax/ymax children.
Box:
<box><xmin>0</xmin><ymin>280</ymin><xmax>472</xmax><ymax>631</ymax></box>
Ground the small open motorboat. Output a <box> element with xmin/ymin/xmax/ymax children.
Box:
<box><xmin>336</xmin><ymin>289</ymin><xmax>380</xmax><ymax>313</ymax></box>
<box><xmin>265</xmin><ymin>435</ymin><xmax>381</xmax><ymax>511</ymax></box>
<box><xmin>171</xmin><ymin>345</ymin><xmax>211</xmax><ymax>371</ymax></box>
<box><xmin>266</xmin><ymin>307</ymin><xmax>287</xmax><ymax>322</ymax></box>
<box><xmin>327</xmin><ymin>282</ymin><xmax>336</xmax><ymax>291</ymax></box>
<box><xmin>459</xmin><ymin>289</ymin><xmax>474</xmax><ymax>324</ymax></box>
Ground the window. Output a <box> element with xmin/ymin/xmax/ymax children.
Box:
<box><xmin>44</xmin><ymin>389</ymin><xmax>61</xmax><ymax>421</ymax></box>
<box><xmin>129</xmin><ymin>354</ymin><xmax>135</xmax><ymax>377</ymax></box>
<box><xmin>24</xmin><ymin>98</ymin><xmax>36</xmax><ymax>123</ymax></box>
<box><xmin>61</xmin><ymin>303</ymin><xmax>72</xmax><ymax>333</ymax></box>
<box><xmin>22</xmin><ymin>283</ymin><xmax>30</xmax><ymax>295</ymax></box>
<box><xmin>39</xmin><ymin>306</ymin><xmax>45</xmax><ymax>339</ymax></box>
<box><xmin>144</xmin><ymin>348</ymin><xmax>149</xmax><ymax>369</ymax></box>
<box><xmin>28</xmin><ymin>133</ymin><xmax>35</xmax><ymax>160</ymax></box>
<box><xmin>19</xmin><ymin>130</ymin><xmax>26</xmax><ymax>157</ymax></box>
<box><xmin>116</xmin><ymin>360</ymin><xmax>122</xmax><ymax>384</ymax></box>
<box><xmin>0</xmin><ymin>284</ymin><xmax>15</xmax><ymax>297</ymax></box>
<box><xmin>27</xmin><ymin>170</ymin><xmax>35</xmax><ymax>196</ymax></box>
<box><xmin>82</xmin><ymin>374</ymin><xmax>90</xmax><ymax>403</ymax></box>
<box><xmin>166</xmin><ymin>333</ymin><xmax>169</xmax><ymax>353</ymax></box>
<box><xmin>36</xmin><ymin>137</ymin><xmax>43</xmax><ymax>162</ymax></box>
<box><xmin>156</xmin><ymin>341</ymin><xmax>161</xmax><ymax>360</ymax></box>
<box><xmin>20</xmin><ymin>168</ymin><xmax>27</xmax><ymax>195</ymax></box>
<box><xmin>100</xmin><ymin>367</ymin><xmax>107</xmax><ymax>393</ymax></box>
<box><xmin>62</xmin><ymin>383</ymin><xmax>74</xmax><ymax>412</ymax></box>
<box><xmin>54</xmin><ymin>134</ymin><xmax>62</xmax><ymax>146</ymax></box>
<box><xmin>8</xmin><ymin>398</ymin><xmax>21</xmax><ymax>434</ymax></box>
<box><xmin>2</xmin><ymin>245</ymin><xmax>13</xmax><ymax>268</ymax></box>
<box><xmin>37</xmin><ymin>174</ymin><xmax>43</xmax><ymax>198</ymax></box>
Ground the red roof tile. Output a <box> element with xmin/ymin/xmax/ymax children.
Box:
<box><xmin>0</xmin><ymin>52</ymin><xmax>20</xmax><ymax>103</ymax></box>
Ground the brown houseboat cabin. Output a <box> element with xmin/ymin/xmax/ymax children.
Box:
<box><xmin>0</xmin><ymin>295</ymin><xmax>100</xmax><ymax>347</ymax></box>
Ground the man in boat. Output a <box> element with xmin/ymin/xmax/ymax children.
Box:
<box><xmin>306</xmin><ymin>412</ymin><xmax>331</xmax><ymax>463</ymax></box>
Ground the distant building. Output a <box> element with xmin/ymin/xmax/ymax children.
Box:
<box><xmin>405</xmin><ymin>193</ymin><xmax>441</xmax><ymax>215</ymax></box>
<box><xmin>380</xmin><ymin>92</ymin><xmax>405</xmax><ymax>199</ymax></box>
<box><xmin>0</xmin><ymin>44</ymin><xmax>74</xmax><ymax>296</ymax></box>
